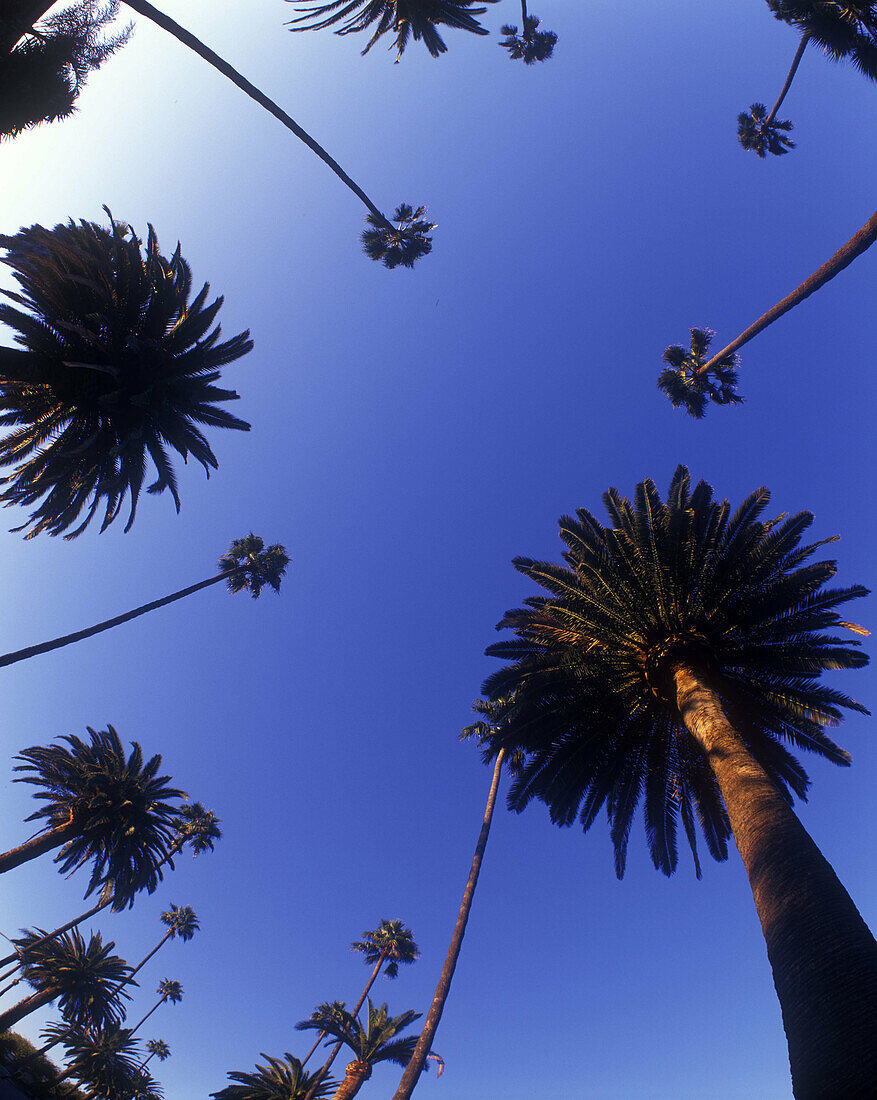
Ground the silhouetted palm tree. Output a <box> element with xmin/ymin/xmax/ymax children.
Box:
<box><xmin>361</xmin><ymin>206</ymin><xmax>436</xmax><ymax>269</ymax></box>
<box><xmin>212</xmin><ymin>1052</ymin><xmax>334</xmax><ymax>1100</ymax></box>
<box><xmin>0</xmin><ymin>929</ymin><xmax>131</xmax><ymax>1033</ymax></box>
<box><xmin>737</xmin><ymin>102</ymin><xmax>795</xmax><ymax>157</ymax></box>
<box><xmin>47</xmin><ymin>1022</ymin><xmax>142</xmax><ymax>1095</ymax></box>
<box><xmin>0</xmin><ymin>209</ymin><xmax>252</xmax><ymax>538</ymax></box>
<box><xmin>286</xmin><ymin>0</ymin><xmax>495</xmax><ymax>58</ymax></box>
<box><xmin>0</xmin><ymin>725</ymin><xmax>184</xmax><ymax>906</ymax></box>
<box><xmin>392</xmin><ymin>696</ymin><xmax>515</xmax><ymax>1100</ymax></box>
<box><xmin>480</xmin><ymin>466</ymin><xmax>876</xmax><ymax>1097</ymax></box>
<box><xmin>768</xmin><ymin>1</ymin><xmax>877</xmax><ymax>78</ymax></box>
<box><xmin>112</xmin><ymin>906</ymin><xmax>198</xmax><ymax>997</ymax></box>
<box><xmin>141</xmin><ymin>1038</ymin><xmax>170</xmax><ymax>1070</ymax></box>
<box><xmin>498</xmin><ymin>0</ymin><xmax>556</xmax><ymax>63</ymax></box>
<box><xmin>129</xmin><ymin>979</ymin><xmax>182</xmax><ymax>1037</ymax></box>
<box><xmin>661</xmin><ymin>209</ymin><xmax>877</xmax><ymax>412</ymax></box>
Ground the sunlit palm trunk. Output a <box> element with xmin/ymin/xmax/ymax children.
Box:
<box><xmin>0</xmin><ymin>822</ymin><xmax>76</xmax><ymax>876</ymax></box>
<box><xmin>0</xmin><ymin>986</ymin><xmax>55</xmax><ymax>1031</ymax></box>
<box><xmin>674</xmin><ymin>665</ymin><xmax>877</xmax><ymax>1099</ymax></box>
<box><xmin>333</xmin><ymin>1060</ymin><xmax>371</xmax><ymax>1100</ymax></box>
<box><xmin>392</xmin><ymin>750</ymin><xmax>505</xmax><ymax>1100</ymax></box>
<box><xmin>764</xmin><ymin>34</ymin><xmax>808</xmax><ymax>127</ymax></box>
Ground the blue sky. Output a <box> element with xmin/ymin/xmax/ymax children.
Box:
<box><xmin>1</xmin><ymin>1</ymin><xmax>876</xmax><ymax>1097</ymax></box>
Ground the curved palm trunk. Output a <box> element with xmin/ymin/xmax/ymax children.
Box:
<box><xmin>333</xmin><ymin>1060</ymin><xmax>371</xmax><ymax>1100</ymax></box>
<box><xmin>0</xmin><ymin>896</ymin><xmax>106</xmax><ymax>972</ymax></box>
<box><xmin>695</xmin><ymin>209</ymin><xmax>877</xmax><ymax>377</ymax></box>
<box><xmin>392</xmin><ymin>750</ymin><xmax>505</xmax><ymax>1100</ymax></box>
<box><xmin>764</xmin><ymin>34</ymin><xmax>809</xmax><ymax>127</ymax></box>
<box><xmin>0</xmin><ymin>986</ymin><xmax>56</xmax><ymax>1032</ymax></box>
<box><xmin>0</xmin><ymin>822</ymin><xmax>76</xmax><ymax>876</ymax></box>
<box><xmin>673</xmin><ymin>665</ymin><xmax>877</xmax><ymax>1099</ymax></box>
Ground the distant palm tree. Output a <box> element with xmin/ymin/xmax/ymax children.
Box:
<box><xmin>0</xmin><ymin>929</ymin><xmax>131</xmax><ymax>1033</ymax></box>
<box><xmin>661</xmin><ymin>209</ymin><xmax>877</xmax><ymax>412</ymax></box>
<box><xmin>0</xmin><ymin>535</ymin><xmax>289</xmax><ymax>667</ymax></box>
<box><xmin>297</xmin><ymin>1000</ymin><xmax>429</xmax><ymax>1100</ymax></box>
<box><xmin>0</xmin><ymin>209</ymin><xmax>252</xmax><ymax>538</ymax></box>
<box><xmin>0</xmin><ymin>725</ymin><xmax>184</xmax><ymax>906</ymax></box>
<box><xmin>286</xmin><ymin>0</ymin><xmax>496</xmax><ymax>58</ymax></box>
<box><xmin>392</xmin><ymin>696</ymin><xmax>515</xmax><ymax>1100</ymax></box>
<box><xmin>479</xmin><ymin>466</ymin><xmax>877</xmax><ymax>1097</ymax></box>
<box><xmin>737</xmin><ymin>102</ymin><xmax>795</xmax><ymax>157</ymax></box>
<box><xmin>212</xmin><ymin>1052</ymin><xmax>334</xmax><ymax>1100</ymax></box>
<box><xmin>141</xmin><ymin>1038</ymin><xmax>170</xmax><ymax>1069</ymax></box>
<box><xmin>498</xmin><ymin>0</ymin><xmax>556</xmax><ymax>63</ymax></box>
<box><xmin>361</xmin><ymin>206</ymin><xmax>436</xmax><ymax>270</ymax></box>
<box><xmin>112</xmin><ymin>906</ymin><xmax>198</xmax><ymax>997</ymax></box>
<box><xmin>129</xmin><ymin>979</ymin><xmax>182</xmax><ymax>1037</ymax></box>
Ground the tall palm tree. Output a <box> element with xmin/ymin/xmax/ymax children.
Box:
<box><xmin>297</xmin><ymin>1000</ymin><xmax>429</xmax><ymax>1100</ymax></box>
<box><xmin>0</xmin><ymin>535</ymin><xmax>289</xmax><ymax>668</ymax></box>
<box><xmin>392</xmin><ymin>696</ymin><xmax>516</xmax><ymax>1100</ymax></box>
<box><xmin>659</xmin><ymin>208</ymin><xmax>877</xmax><ymax>414</ymax></box>
<box><xmin>498</xmin><ymin>0</ymin><xmax>556</xmax><ymax>64</ymax></box>
<box><xmin>46</xmin><ymin>1022</ymin><xmax>142</xmax><ymax>1095</ymax></box>
<box><xmin>141</xmin><ymin>1039</ymin><xmax>170</xmax><ymax>1070</ymax></box>
<box><xmin>112</xmin><ymin>906</ymin><xmax>198</xmax><ymax>997</ymax></box>
<box><xmin>0</xmin><ymin>929</ymin><xmax>131</xmax><ymax>1033</ymax></box>
<box><xmin>0</xmin><ymin>725</ymin><xmax>184</xmax><ymax>906</ymax></box>
<box><xmin>212</xmin><ymin>1052</ymin><xmax>335</xmax><ymax>1100</ymax></box>
<box><xmin>128</xmin><ymin>979</ymin><xmax>182</xmax><ymax>1037</ymax></box>
<box><xmin>286</xmin><ymin>0</ymin><xmax>496</xmax><ymax>58</ymax></box>
<box><xmin>3</xmin><ymin>1</ymin><xmax>433</xmax><ymax>265</ymax></box>
<box><xmin>0</xmin><ymin>209</ymin><xmax>252</xmax><ymax>538</ymax></box>
<box><xmin>479</xmin><ymin>466</ymin><xmax>876</xmax><ymax>1098</ymax></box>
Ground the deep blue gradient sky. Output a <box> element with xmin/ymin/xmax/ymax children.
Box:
<box><xmin>1</xmin><ymin>2</ymin><xmax>876</xmax><ymax>1097</ymax></box>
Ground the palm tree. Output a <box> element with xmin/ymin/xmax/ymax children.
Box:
<box><xmin>285</xmin><ymin>0</ymin><xmax>496</xmax><ymax>58</ymax></box>
<box><xmin>392</xmin><ymin>696</ymin><xmax>515</xmax><ymax>1100</ymax></box>
<box><xmin>498</xmin><ymin>0</ymin><xmax>556</xmax><ymax>64</ymax></box>
<box><xmin>657</xmin><ymin>328</ymin><xmax>743</xmax><ymax>419</ymax></box>
<box><xmin>212</xmin><ymin>1052</ymin><xmax>335</xmax><ymax>1100</ymax></box>
<box><xmin>141</xmin><ymin>1039</ymin><xmax>170</xmax><ymax>1070</ymax></box>
<box><xmin>0</xmin><ymin>725</ymin><xmax>184</xmax><ymax>906</ymax></box>
<box><xmin>361</xmin><ymin>206</ymin><xmax>436</xmax><ymax>270</ymax></box>
<box><xmin>768</xmin><ymin>1</ymin><xmax>877</xmax><ymax>79</ymax></box>
<box><xmin>46</xmin><ymin>1022</ymin><xmax>142</xmax><ymax>1095</ymax></box>
<box><xmin>3</xmin><ymin>1</ymin><xmax>433</xmax><ymax>264</ymax></box>
<box><xmin>0</xmin><ymin>535</ymin><xmax>289</xmax><ymax>667</ymax></box>
<box><xmin>0</xmin><ymin>929</ymin><xmax>131</xmax><ymax>1033</ymax></box>
<box><xmin>297</xmin><ymin>1000</ymin><xmax>430</xmax><ymax>1100</ymax></box>
<box><xmin>0</xmin><ymin>209</ymin><xmax>252</xmax><ymax>538</ymax></box>
<box><xmin>479</xmin><ymin>466</ymin><xmax>876</xmax><ymax>1098</ymax></box>
<box><xmin>659</xmin><ymin>208</ymin><xmax>877</xmax><ymax>414</ymax></box>
<box><xmin>112</xmin><ymin>906</ymin><xmax>198</xmax><ymax>996</ymax></box>
<box><xmin>0</xmin><ymin>0</ymin><xmax>129</xmax><ymax>137</ymax></box>
<box><xmin>737</xmin><ymin>101</ymin><xmax>795</xmax><ymax>158</ymax></box>
<box><xmin>128</xmin><ymin>979</ymin><xmax>182</xmax><ymax>1037</ymax></box>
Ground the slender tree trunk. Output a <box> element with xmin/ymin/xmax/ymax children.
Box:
<box><xmin>764</xmin><ymin>34</ymin><xmax>809</xmax><ymax>127</ymax></box>
<box><xmin>333</xmin><ymin>1060</ymin><xmax>371</xmax><ymax>1100</ymax></box>
<box><xmin>0</xmin><ymin>986</ymin><xmax>56</xmax><ymax>1032</ymax></box>
<box><xmin>128</xmin><ymin>996</ymin><xmax>164</xmax><ymax>1037</ymax></box>
<box><xmin>0</xmin><ymin>893</ymin><xmax>109</xmax><ymax>971</ymax></box>
<box><xmin>695</xmin><ymin>209</ymin><xmax>877</xmax><ymax>377</ymax></box>
<box><xmin>392</xmin><ymin>750</ymin><xmax>505</xmax><ymax>1100</ymax></box>
<box><xmin>520</xmin><ymin>0</ymin><xmax>528</xmax><ymax>27</ymax></box>
<box><xmin>110</xmin><ymin>929</ymin><xmax>174</xmax><ymax>997</ymax></box>
<box><xmin>0</xmin><ymin>823</ymin><xmax>76</xmax><ymax>876</ymax></box>
<box><xmin>673</xmin><ymin>664</ymin><xmax>877</xmax><ymax>1099</ymax></box>
<box><xmin>301</xmin><ymin>1031</ymin><xmax>325</xmax><ymax>1067</ymax></box>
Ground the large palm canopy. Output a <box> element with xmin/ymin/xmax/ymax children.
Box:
<box><xmin>211</xmin><ymin>1052</ymin><xmax>335</xmax><ymax>1099</ymax></box>
<box><xmin>14</xmin><ymin>724</ymin><xmax>186</xmax><ymax>903</ymax></box>
<box><xmin>0</xmin><ymin>207</ymin><xmax>252</xmax><ymax>538</ymax></box>
<box><xmin>296</xmin><ymin>999</ymin><xmax>421</xmax><ymax>1068</ymax></box>
<box><xmin>351</xmin><ymin>919</ymin><xmax>420</xmax><ymax>979</ymax></box>
<box><xmin>768</xmin><ymin>0</ymin><xmax>877</xmax><ymax>79</ymax></box>
<box><xmin>58</xmin><ymin>1022</ymin><xmax>143</xmax><ymax>1095</ymax></box>
<box><xmin>482</xmin><ymin>465</ymin><xmax>869</xmax><ymax>878</ymax></box>
<box><xmin>218</xmin><ymin>534</ymin><xmax>291</xmax><ymax>598</ymax></box>
<box><xmin>286</xmin><ymin>0</ymin><xmax>496</xmax><ymax>57</ymax></box>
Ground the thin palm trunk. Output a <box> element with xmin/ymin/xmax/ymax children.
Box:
<box><xmin>0</xmin><ymin>890</ymin><xmax>112</xmax><ymax>972</ymax></box>
<box><xmin>0</xmin><ymin>822</ymin><xmax>76</xmax><ymax>876</ymax></box>
<box><xmin>110</xmin><ymin>929</ymin><xmax>174</xmax><ymax>997</ymax></box>
<box><xmin>764</xmin><ymin>34</ymin><xmax>809</xmax><ymax>127</ymax></box>
<box><xmin>695</xmin><ymin>209</ymin><xmax>877</xmax><ymax>377</ymax></box>
<box><xmin>0</xmin><ymin>975</ymin><xmax>23</xmax><ymax>998</ymax></box>
<box><xmin>128</xmin><ymin>996</ymin><xmax>164</xmax><ymax>1037</ymax></box>
<box><xmin>520</xmin><ymin>0</ymin><xmax>528</xmax><ymax>26</ymax></box>
<box><xmin>673</xmin><ymin>664</ymin><xmax>877</xmax><ymax>1099</ymax></box>
<box><xmin>392</xmin><ymin>750</ymin><xmax>505</xmax><ymax>1100</ymax></box>
<box><xmin>0</xmin><ymin>986</ymin><xmax>56</xmax><ymax>1032</ymax></box>
<box><xmin>301</xmin><ymin>1031</ymin><xmax>325</xmax><ymax>1067</ymax></box>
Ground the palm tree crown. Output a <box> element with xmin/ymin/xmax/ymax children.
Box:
<box><xmin>0</xmin><ymin>207</ymin><xmax>252</xmax><ymax>538</ymax></box>
<box><xmin>170</xmin><ymin>802</ymin><xmax>223</xmax><ymax>857</ymax></box>
<box><xmin>286</xmin><ymin>0</ymin><xmax>496</xmax><ymax>58</ymax></box>
<box><xmin>145</xmin><ymin>1038</ymin><xmax>171</xmax><ymax>1062</ymax></box>
<box><xmin>155</xmin><ymin>977</ymin><xmax>182</xmax><ymax>1004</ymax></box>
<box><xmin>218</xmin><ymin>534</ymin><xmax>291</xmax><ymax>597</ymax></box>
<box><xmin>737</xmin><ymin>102</ymin><xmax>795</xmax><ymax>156</ymax></box>
<box><xmin>212</xmin><ymin>1052</ymin><xmax>335</xmax><ymax>1099</ymax></box>
<box><xmin>482</xmin><ymin>465</ymin><xmax>869</xmax><ymax>878</ymax></box>
<box><xmin>499</xmin><ymin>15</ymin><xmax>557</xmax><ymax>63</ymax></box>
<box><xmin>658</xmin><ymin>328</ymin><xmax>743</xmax><ymax>418</ymax></box>
<box><xmin>57</xmin><ymin>1022</ymin><xmax>142</xmax><ymax>1096</ymax></box>
<box><xmin>160</xmin><ymin>904</ymin><xmax>199</xmax><ymax>942</ymax></box>
<box><xmin>768</xmin><ymin>0</ymin><xmax>877</xmax><ymax>79</ymax></box>
<box><xmin>361</xmin><ymin>205</ymin><xmax>436</xmax><ymax>270</ymax></box>
<box><xmin>14</xmin><ymin>724</ymin><xmax>185</xmax><ymax>903</ymax></box>
<box><xmin>351</xmin><ymin>920</ymin><xmax>420</xmax><ymax>980</ymax></box>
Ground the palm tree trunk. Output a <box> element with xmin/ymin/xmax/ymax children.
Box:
<box><xmin>0</xmin><ymin>986</ymin><xmax>56</xmax><ymax>1032</ymax></box>
<box><xmin>301</xmin><ymin>1031</ymin><xmax>325</xmax><ymax>1067</ymax></box>
<box><xmin>333</xmin><ymin>1061</ymin><xmax>371</xmax><ymax>1100</ymax></box>
<box><xmin>392</xmin><ymin>750</ymin><xmax>505</xmax><ymax>1100</ymax></box>
<box><xmin>764</xmin><ymin>34</ymin><xmax>809</xmax><ymax>127</ymax></box>
<box><xmin>0</xmin><ymin>893</ymin><xmax>110</xmax><ymax>971</ymax></box>
<box><xmin>695</xmin><ymin>209</ymin><xmax>877</xmax><ymax>377</ymax></box>
<box><xmin>673</xmin><ymin>664</ymin><xmax>877</xmax><ymax>1099</ymax></box>
<box><xmin>128</xmin><ymin>996</ymin><xmax>163</xmax><ymax>1036</ymax></box>
<box><xmin>520</xmin><ymin>0</ymin><xmax>528</xmax><ymax>27</ymax></box>
<box><xmin>0</xmin><ymin>823</ymin><xmax>76</xmax><ymax>876</ymax></box>
<box><xmin>110</xmin><ymin>929</ymin><xmax>174</xmax><ymax>997</ymax></box>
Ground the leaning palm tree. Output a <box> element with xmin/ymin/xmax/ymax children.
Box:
<box><xmin>286</xmin><ymin>0</ymin><xmax>495</xmax><ymax>58</ymax></box>
<box><xmin>212</xmin><ymin>1052</ymin><xmax>334</xmax><ymax>1100</ymax></box>
<box><xmin>141</xmin><ymin>1039</ymin><xmax>170</xmax><ymax>1070</ymax></box>
<box><xmin>0</xmin><ymin>725</ymin><xmax>184</xmax><ymax>906</ymax></box>
<box><xmin>478</xmin><ymin>466</ymin><xmax>876</xmax><ymax>1098</ymax></box>
<box><xmin>111</xmin><ymin>906</ymin><xmax>199</xmax><ymax>997</ymax></box>
<box><xmin>0</xmin><ymin>209</ymin><xmax>252</xmax><ymax>538</ymax></box>
<box><xmin>0</xmin><ymin>929</ymin><xmax>131</xmax><ymax>1033</ymax></box>
<box><xmin>0</xmin><ymin>535</ymin><xmax>289</xmax><ymax>667</ymax></box>
<box><xmin>659</xmin><ymin>207</ymin><xmax>877</xmax><ymax>415</ymax></box>
<box><xmin>297</xmin><ymin>1000</ymin><xmax>430</xmax><ymax>1100</ymax></box>
<box><xmin>392</xmin><ymin>696</ymin><xmax>517</xmax><ymax>1100</ymax></box>
<box><xmin>128</xmin><ymin>979</ymin><xmax>182</xmax><ymax>1037</ymax></box>
<box><xmin>498</xmin><ymin>0</ymin><xmax>556</xmax><ymax>64</ymax></box>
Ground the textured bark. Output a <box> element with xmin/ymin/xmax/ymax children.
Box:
<box><xmin>333</xmin><ymin>1060</ymin><xmax>371</xmax><ymax>1100</ymax></box>
<box><xmin>0</xmin><ymin>986</ymin><xmax>55</xmax><ymax>1032</ymax></box>
<box><xmin>392</xmin><ymin>751</ymin><xmax>505</xmax><ymax>1100</ymax></box>
<box><xmin>674</xmin><ymin>665</ymin><xmax>877</xmax><ymax>1099</ymax></box>
<box><xmin>0</xmin><ymin>822</ymin><xmax>75</xmax><ymax>875</ymax></box>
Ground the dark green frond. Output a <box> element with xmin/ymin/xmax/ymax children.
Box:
<box><xmin>657</xmin><ymin>328</ymin><xmax>743</xmax><ymax>417</ymax></box>
<box><xmin>362</xmin><ymin>205</ymin><xmax>436</xmax><ymax>269</ymax></box>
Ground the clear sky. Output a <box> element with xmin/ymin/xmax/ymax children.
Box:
<box><xmin>0</xmin><ymin>2</ymin><xmax>875</xmax><ymax>1097</ymax></box>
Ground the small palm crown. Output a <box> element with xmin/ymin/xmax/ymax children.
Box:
<box><xmin>212</xmin><ymin>1051</ymin><xmax>335</xmax><ymax>1099</ymax></box>
<box><xmin>123</xmin><ymin>1066</ymin><xmax>164</xmax><ymax>1100</ymax></box>
<box><xmin>351</xmin><ymin>919</ymin><xmax>420</xmax><ymax>979</ymax></box>
<box><xmin>218</xmin><ymin>534</ymin><xmax>290</xmax><ymax>598</ymax></box>
<box><xmin>146</xmin><ymin>1038</ymin><xmax>171</xmax><ymax>1061</ymax></box>
<box><xmin>657</xmin><ymin>327</ymin><xmax>743</xmax><ymax>418</ymax></box>
<box><xmin>768</xmin><ymin>1</ymin><xmax>877</xmax><ymax>80</ymax></box>
<box><xmin>60</xmin><ymin>1022</ymin><xmax>142</xmax><ymax>1094</ymax></box>
<box><xmin>21</xmin><ymin>928</ymin><xmax>132</xmax><ymax>1028</ymax></box>
<box><xmin>499</xmin><ymin>16</ymin><xmax>557</xmax><ymax>63</ymax></box>
<box><xmin>171</xmin><ymin>801</ymin><xmax>222</xmax><ymax>856</ymax></box>
<box><xmin>0</xmin><ymin>0</ymin><xmax>130</xmax><ymax>139</ymax></box>
<box><xmin>737</xmin><ymin>103</ymin><xmax>795</xmax><ymax>157</ymax></box>
<box><xmin>461</xmin><ymin>695</ymin><xmax>525</xmax><ymax>773</ymax></box>
<box><xmin>482</xmin><ymin>466</ymin><xmax>869</xmax><ymax>879</ymax></box>
<box><xmin>14</xmin><ymin>724</ymin><xmax>186</xmax><ymax>905</ymax></box>
<box><xmin>362</xmin><ymin>205</ymin><xmax>436</xmax><ymax>269</ymax></box>
<box><xmin>156</xmin><ymin>978</ymin><xmax>183</xmax><ymax>1004</ymax></box>
<box><xmin>0</xmin><ymin>207</ymin><xmax>252</xmax><ymax>538</ymax></box>
<box><xmin>286</xmin><ymin>0</ymin><xmax>496</xmax><ymax>58</ymax></box>
<box><xmin>160</xmin><ymin>904</ymin><xmax>199</xmax><ymax>941</ymax></box>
